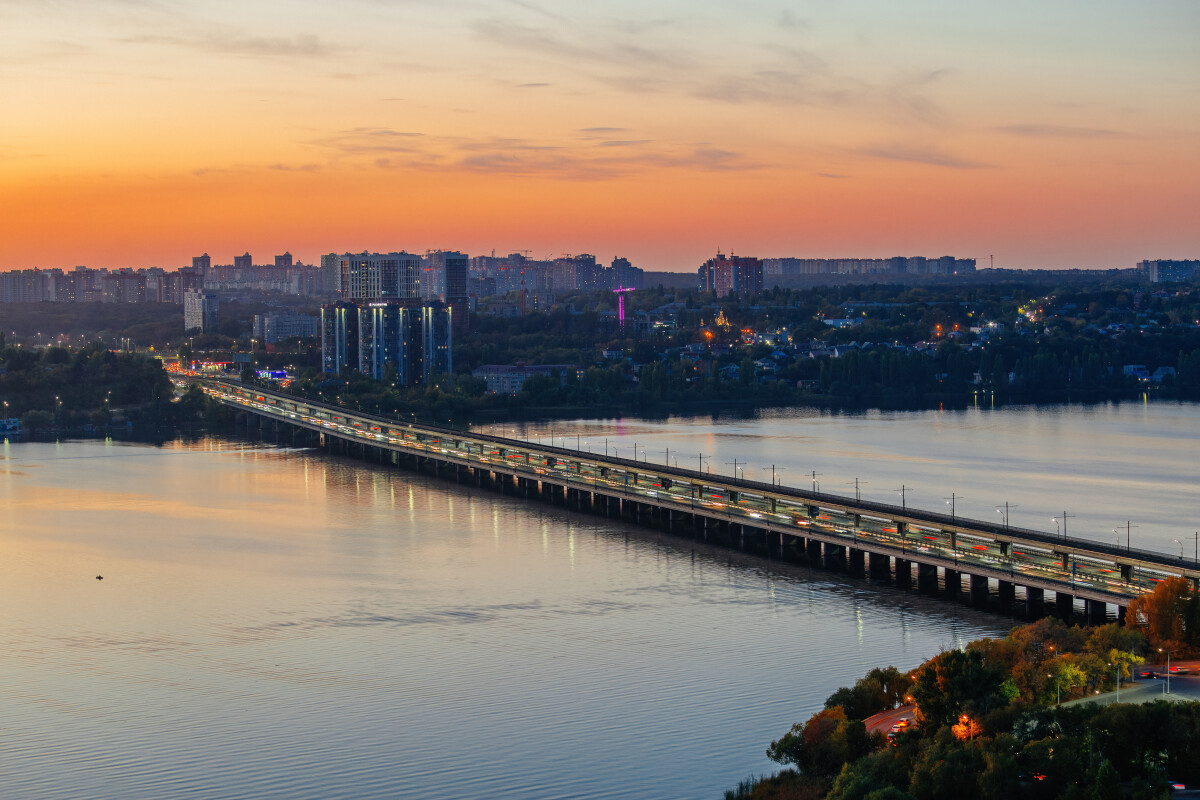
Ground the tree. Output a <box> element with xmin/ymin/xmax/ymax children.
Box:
<box><xmin>1048</xmin><ymin>660</ymin><xmax>1087</xmax><ymax>703</ymax></box>
<box><xmin>825</xmin><ymin>667</ymin><xmax>913</xmax><ymax>719</ymax></box>
<box><xmin>767</xmin><ymin>707</ymin><xmax>878</xmax><ymax>780</ymax></box>
<box><xmin>1107</xmin><ymin>649</ymin><xmax>1144</xmax><ymax>681</ymax></box>
<box><xmin>1126</xmin><ymin>576</ymin><xmax>1200</xmax><ymax>654</ymax></box>
<box><xmin>912</xmin><ymin>649</ymin><xmax>1011</xmax><ymax>730</ymax></box>
<box><xmin>1084</xmin><ymin>623</ymin><xmax>1147</xmax><ymax>658</ymax></box>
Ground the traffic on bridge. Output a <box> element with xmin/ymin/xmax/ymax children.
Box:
<box><xmin>192</xmin><ymin>377</ymin><xmax>1200</xmax><ymax>615</ymax></box>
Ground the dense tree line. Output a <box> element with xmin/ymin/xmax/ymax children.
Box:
<box><xmin>727</xmin><ymin>577</ymin><xmax>1200</xmax><ymax>800</ymax></box>
<box><xmin>0</xmin><ymin>338</ymin><xmax>200</xmax><ymax>431</ymax></box>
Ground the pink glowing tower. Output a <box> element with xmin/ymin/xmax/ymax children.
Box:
<box><xmin>613</xmin><ymin>286</ymin><xmax>635</xmax><ymax>328</ymax></box>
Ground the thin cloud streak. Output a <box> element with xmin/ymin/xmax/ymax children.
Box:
<box><xmin>996</xmin><ymin>124</ymin><xmax>1128</xmax><ymax>139</ymax></box>
<box><xmin>122</xmin><ymin>31</ymin><xmax>336</xmax><ymax>57</ymax></box>
<box><xmin>313</xmin><ymin>128</ymin><xmax>763</xmax><ymax>180</ymax></box>
<box><xmin>857</xmin><ymin>144</ymin><xmax>989</xmax><ymax>170</ymax></box>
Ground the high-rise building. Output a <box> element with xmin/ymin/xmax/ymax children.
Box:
<box><xmin>423</xmin><ymin>250</ymin><xmax>470</xmax><ymax>330</ymax></box>
<box><xmin>611</xmin><ymin>257</ymin><xmax>645</xmax><ymax>289</ymax></box>
<box><xmin>337</xmin><ymin>252</ymin><xmax>422</xmax><ymax>300</ymax></box>
<box><xmin>275</xmin><ymin>252</ymin><xmax>293</xmax><ymax>269</ymax></box>
<box><xmin>321</xmin><ymin>302</ymin><xmax>360</xmax><ymax>375</ymax></box>
<box><xmin>253</xmin><ymin>313</ymin><xmax>319</xmax><ymax>344</ymax></box>
<box><xmin>323</xmin><ymin>300</ymin><xmax>451</xmax><ymax>386</ymax></box>
<box><xmin>698</xmin><ymin>253</ymin><xmax>762</xmax><ymax>297</ymax></box>
<box><xmin>101</xmin><ymin>269</ymin><xmax>146</xmax><ymax>303</ymax></box>
<box><xmin>192</xmin><ymin>254</ymin><xmax>211</xmax><ymax>274</ymax></box>
<box><xmin>572</xmin><ymin>254</ymin><xmax>604</xmax><ymax>291</ymax></box>
<box><xmin>1141</xmin><ymin>259</ymin><xmax>1199</xmax><ymax>283</ymax></box>
<box><xmin>234</xmin><ymin>252</ymin><xmax>253</xmax><ymax>271</ymax></box>
<box><xmin>183</xmin><ymin>290</ymin><xmax>219</xmax><ymax>333</ymax></box>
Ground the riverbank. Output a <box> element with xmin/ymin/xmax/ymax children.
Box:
<box><xmin>728</xmin><ymin>608</ymin><xmax>1200</xmax><ymax>800</ymax></box>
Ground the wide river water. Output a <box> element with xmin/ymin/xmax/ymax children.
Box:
<box><xmin>1</xmin><ymin>400</ymin><xmax>1196</xmax><ymax>799</ymax></box>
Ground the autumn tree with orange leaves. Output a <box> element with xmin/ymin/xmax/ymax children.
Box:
<box><xmin>1126</xmin><ymin>575</ymin><xmax>1200</xmax><ymax>657</ymax></box>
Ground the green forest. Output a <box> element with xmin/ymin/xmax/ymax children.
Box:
<box><xmin>0</xmin><ymin>336</ymin><xmax>203</xmax><ymax>431</ymax></box>
<box><xmin>727</xmin><ymin>576</ymin><xmax>1200</xmax><ymax>800</ymax></box>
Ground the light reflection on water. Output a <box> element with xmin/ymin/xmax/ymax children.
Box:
<box><xmin>0</xmin><ymin>436</ymin><xmax>1004</xmax><ymax>799</ymax></box>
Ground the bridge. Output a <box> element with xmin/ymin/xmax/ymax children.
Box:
<box><xmin>194</xmin><ymin>377</ymin><xmax>1200</xmax><ymax>624</ymax></box>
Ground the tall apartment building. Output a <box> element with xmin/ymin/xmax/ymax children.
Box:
<box><xmin>611</xmin><ymin>257</ymin><xmax>645</xmax><ymax>289</ymax></box>
<box><xmin>761</xmin><ymin>256</ymin><xmax>976</xmax><ymax>277</ymax></box>
<box><xmin>233</xmin><ymin>252</ymin><xmax>253</xmax><ymax>271</ymax></box>
<box><xmin>183</xmin><ymin>290</ymin><xmax>219</xmax><ymax>333</ymax></box>
<box><xmin>0</xmin><ymin>270</ymin><xmax>53</xmax><ymax>302</ymax></box>
<box><xmin>1141</xmin><ymin>259</ymin><xmax>1199</xmax><ymax>283</ymax></box>
<box><xmin>192</xmin><ymin>254</ymin><xmax>211</xmax><ymax>274</ymax></box>
<box><xmin>698</xmin><ymin>253</ymin><xmax>763</xmax><ymax>297</ymax></box>
<box><xmin>322</xmin><ymin>300</ymin><xmax>452</xmax><ymax>387</ymax></box>
<box><xmin>253</xmin><ymin>312</ymin><xmax>319</xmax><ymax>344</ymax></box>
<box><xmin>422</xmin><ymin>250</ymin><xmax>470</xmax><ymax>330</ymax></box>
<box><xmin>320</xmin><ymin>302</ymin><xmax>360</xmax><ymax>375</ymax></box>
<box><xmin>274</xmin><ymin>252</ymin><xmax>293</xmax><ymax>269</ymax></box>
<box><xmin>101</xmin><ymin>269</ymin><xmax>146</xmax><ymax>303</ymax></box>
<box><xmin>332</xmin><ymin>252</ymin><xmax>422</xmax><ymax>301</ymax></box>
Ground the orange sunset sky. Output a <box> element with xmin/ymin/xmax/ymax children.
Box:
<box><xmin>2</xmin><ymin>0</ymin><xmax>1198</xmax><ymax>271</ymax></box>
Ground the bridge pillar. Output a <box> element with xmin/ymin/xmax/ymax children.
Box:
<box><xmin>1054</xmin><ymin>592</ymin><xmax>1074</xmax><ymax>621</ymax></box>
<box><xmin>806</xmin><ymin>539</ymin><xmax>822</xmax><ymax>563</ymax></box>
<box><xmin>1026</xmin><ymin>587</ymin><xmax>1045</xmax><ymax>619</ymax></box>
<box><xmin>1117</xmin><ymin>606</ymin><xmax>1128</xmax><ymax>626</ymax></box>
<box><xmin>917</xmin><ymin>563</ymin><xmax>938</xmax><ymax>594</ymax></box>
<box><xmin>778</xmin><ymin>532</ymin><xmax>795</xmax><ymax>561</ymax></box>
<box><xmin>848</xmin><ymin>548</ymin><xmax>865</xmax><ymax>578</ymax></box>
<box><xmin>824</xmin><ymin>544</ymin><xmax>846</xmax><ymax>572</ymax></box>
<box><xmin>894</xmin><ymin>559</ymin><xmax>912</xmax><ymax>590</ymax></box>
<box><xmin>970</xmin><ymin>574</ymin><xmax>990</xmax><ymax>606</ymax></box>
<box><xmin>1086</xmin><ymin>600</ymin><xmax>1108</xmax><ymax>625</ymax></box>
<box><xmin>998</xmin><ymin>580</ymin><xmax>1016</xmax><ymax>610</ymax></box>
<box><xmin>944</xmin><ymin>569</ymin><xmax>961</xmax><ymax>599</ymax></box>
<box><xmin>868</xmin><ymin>553</ymin><xmax>890</xmax><ymax>581</ymax></box>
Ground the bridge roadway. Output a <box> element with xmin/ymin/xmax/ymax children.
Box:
<box><xmin>196</xmin><ymin>377</ymin><xmax>1200</xmax><ymax>622</ymax></box>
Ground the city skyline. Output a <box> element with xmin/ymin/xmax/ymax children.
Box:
<box><xmin>3</xmin><ymin>1</ymin><xmax>1198</xmax><ymax>271</ymax></box>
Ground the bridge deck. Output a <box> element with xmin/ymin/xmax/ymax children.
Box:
<box><xmin>195</xmin><ymin>378</ymin><xmax>1200</xmax><ymax>607</ymax></box>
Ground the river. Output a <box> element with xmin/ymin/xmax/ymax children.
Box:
<box><xmin>1</xmin><ymin>399</ymin><xmax>1195</xmax><ymax>799</ymax></box>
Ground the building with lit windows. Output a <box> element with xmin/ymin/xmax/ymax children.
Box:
<box><xmin>183</xmin><ymin>290</ymin><xmax>219</xmax><ymax>333</ymax></box>
<box><xmin>322</xmin><ymin>300</ymin><xmax>451</xmax><ymax>387</ymax></box>
<box><xmin>698</xmin><ymin>253</ymin><xmax>763</xmax><ymax>297</ymax></box>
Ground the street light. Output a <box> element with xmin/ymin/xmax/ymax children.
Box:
<box><xmin>1160</xmin><ymin>648</ymin><xmax>1173</xmax><ymax>694</ymax></box>
<box><xmin>1047</xmin><ymin>673</ymin><xmax>1061</xmax><ymax>706</ymax></box>
<box><xmin>945</xmin><ymin>493</ymin><xmax>962</xmax><ymax>522</ymax></box>
<box><xmin>996</xmin><ymin>506</ymin><xmax>1010</xmax><ymax>528</ymax></box>
<box><xmin>958</xmin><ymin>714</ymin><xmax>976</xmax><ymax>742</ymax></box>
<box><xmin>1113</xmin><ymin>521</ymin><xmax>1136</xmax><ymax>554</ymax></box>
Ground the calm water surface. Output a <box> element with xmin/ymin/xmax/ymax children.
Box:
<box><xmin>1</xmin><ymin>432</ymin><xmax>1003</xmax><ymax>800</ymax></box>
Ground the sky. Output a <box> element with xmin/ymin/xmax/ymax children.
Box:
<box><xmin>2</xmin><ymin>0</ymin><xmax>1198</xmax><ymax>271</ymax></box>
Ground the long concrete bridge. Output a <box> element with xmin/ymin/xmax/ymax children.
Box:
<box><xmin>194</xmin><ymin>377</ymin><xmax>1200</xmax><ymax>624</ymax></box>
